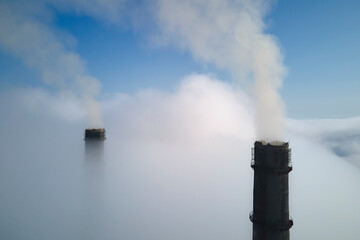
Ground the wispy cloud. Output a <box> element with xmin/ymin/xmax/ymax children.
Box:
<box><xmin>0</xmin><ymin>0</ymin><xmax>287</xmax><ymax>138</ymax></box>
<box><xmin>0</xmin><ymin>0</ymin><xmax>113</xmax><ymax>127</ymax></box>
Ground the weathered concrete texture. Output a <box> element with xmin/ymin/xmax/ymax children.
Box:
<box><xmin>85</xmin><ymin>128</ymin><xmax>106</xmax><ymax>141</ymax></box>
<box><xmin>250</xmin><ymin>141</ymin><xmax>293</xmax><ymax>240</ymax></box>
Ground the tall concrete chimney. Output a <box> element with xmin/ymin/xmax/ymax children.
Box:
<box><xmin>84</xmin><ymin>128</ymin><xmax>106</xmax><ymax>161</ymax></box>
<box><xmin>250</xmin><ymin>141</ymin><xmax>293</xmax><ymax>240</ymax></box>
<box><xmin>83</xmin><ymin>128</ymin><xmax>106</xmax><ymax>239</ymax></box>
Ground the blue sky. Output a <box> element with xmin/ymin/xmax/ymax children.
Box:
<box><xmin>0</xmin><ymin>0</ymin><xmax>359</xmax><ymax>119</ymax></box>
<box><xmin>1</xmin><ymin>2</ymin><xmax>360</xmax><ymax>239</ymax></box>
<box><xmin>271</xmin><ymin>0</ymin><xmax>360</xmax><ymax>118</ymax></box>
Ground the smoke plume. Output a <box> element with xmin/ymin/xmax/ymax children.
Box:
<box><xmin>153</xmin><ymin>0</ymin><xmax>286</xmax><ymax>141</ymax></box>
<box><xmin>0</xmin><ymin>0</ymin><xmax>287</xmax><ymax>136</ymax></box>
<box><xmin>0</xmin><ymin>0</ymin><xmax>108</xmax><ymax>127</ymax></box>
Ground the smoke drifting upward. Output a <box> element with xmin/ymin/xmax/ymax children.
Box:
<box><xmin>0</xmin><ymin>0</ymin><xmax>103</xmax><ymax>127</ymax></box>
<box><xmin>0</xmin><ymin>0</ymin><xmax>287</xmax><ymax>135</ymax></box>
<box><xmin>154</xmin><ymin>0</ymin><xmax>286</xmax><ymax>141</ymax></box>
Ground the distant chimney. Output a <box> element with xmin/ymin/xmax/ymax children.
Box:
<box><xmin>83</xmin><ymin>128</ymin><xmax>106</xmax><ymax>238</ymax></box>
<box><xmin>84</xmin><ymin>128</ymin><xmax>106</xmax><ymax>161</ymax></box>
<box><xmin>250</xmin><ymin>141</ymin><xmax>293</xmax><ymax>240</ymax></box>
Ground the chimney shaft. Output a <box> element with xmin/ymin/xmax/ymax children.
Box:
<box><xmin>250</xmin><ymin>141</ymin><xmax>293</xmax><ymax>240</ymax></box>
<box><xmin>84</xmin><ymin>128</ymin><xmax>106</xmax><ymax>161</ymax></box>
<box><xmin>83</xmin><ymin>128</ymin><xmax>106</xmax><ymax>237</ymax></box>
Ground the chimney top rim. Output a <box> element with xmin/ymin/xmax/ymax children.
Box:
<box><xmin>255</xmin><ymin>140</ymin><xmax>288</xmax><ymax>146</ymax></box>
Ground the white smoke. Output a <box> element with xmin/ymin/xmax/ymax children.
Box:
<box><xmin>153</xmin><ymin>0</ymin><xmax>286</xmax><ymax>141</ymax></box>
<box><xmin>0</xmin><ymin>0</ymin><xmax>287</xmax><ymax>137</ymax></box>
<box><xmin>0</xmin><ymin>0</ymin><xmax>108</xmax><ymax>128</ymax></box>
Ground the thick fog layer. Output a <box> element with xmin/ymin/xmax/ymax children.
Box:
<box><xmin>1</xmin><ymin>75</ymin><xmax>360</xmax><ymax>240</ymax></box>
<box><xmin>288</xmin><ymin>118</ymin><xmax>360</xmax><ymax>167</ymax></box>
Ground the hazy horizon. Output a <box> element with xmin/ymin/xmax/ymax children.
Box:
<box><xmin>1</xmin><ymin>0</ymin><xmax>359</xmax><ymax>239</ymax></box>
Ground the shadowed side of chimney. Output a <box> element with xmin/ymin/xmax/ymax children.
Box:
<box><xmin>250</xmin><ymin>141</ymin><xmax>293</xmax><ymax>240</ymax></box>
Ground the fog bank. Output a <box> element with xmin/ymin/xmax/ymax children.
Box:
<box><xmin>1</xmin><ymin>75</ymin><xmax>360</xmax><ymax>240</ymax></box>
